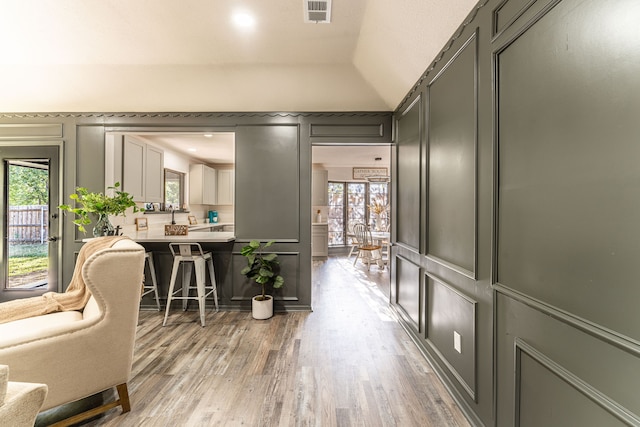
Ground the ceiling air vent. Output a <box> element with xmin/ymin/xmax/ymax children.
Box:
<box><xmin>304</xmin><ymin>0</ymin><xmax>332</xmax><ymax>23</ymax></box>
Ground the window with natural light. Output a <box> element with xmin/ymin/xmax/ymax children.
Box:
<box><xmin>327</xmin><ymin>181</ymin><xmax>389</xmax><ymax>246</ymax></box>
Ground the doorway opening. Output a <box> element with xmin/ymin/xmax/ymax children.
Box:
<box><xmin>1</xmin><ymin>145</ymin><xmax>60</xmax><ymax>302</ymax></box>
<box><xmin>311</xmin><ymin>144</ymin><xmax>392</xmax><ymax>297</ymax></box>
<box><xmin>104</xmin><ymin>130</ymin><xmax>236</xmax><ymax>231</ymax></box>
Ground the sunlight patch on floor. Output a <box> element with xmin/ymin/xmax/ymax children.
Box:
<box><xmin>332</xmin><ymin>256</ymin><xmax>396</xmax><ymax>322</ymax></box>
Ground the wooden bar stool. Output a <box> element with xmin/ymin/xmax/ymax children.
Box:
<box><xmin>141</xmin><ymin>252</ymin><xmax>160</xmax><ymax>310</ymax></box>
<box><xmin>163</xmin><ymin>243</ymin><xmax>219</xmax><ymax>327</ymax></box>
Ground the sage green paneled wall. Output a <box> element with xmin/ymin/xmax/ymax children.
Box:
<box><xmin>392</xmin><ymin>0</ymin><xmax>640</xmax><ymax>425</ymax></box>
<box><xmin>235</xmin><ymin>125</ymin><xmax>300</xmax><ymax>241</ymax></box>
<box><xmin>0</xmin><ymin>113</ymin><xmax>392</xmax><ymax>312</ymax></box>
<box><xmin>395</xmin><ymin>99</ymin><xmax>422</xmax><ymax>252</ymax></box>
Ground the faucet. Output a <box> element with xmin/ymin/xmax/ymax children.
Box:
<box><xmin>171</xmin><ymin>208</ymin><xmax>176</xmax><ymax>225</ymax></box>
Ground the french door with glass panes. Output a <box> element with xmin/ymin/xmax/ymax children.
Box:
<box><xmin>327</xmin><ymin>181</ymin><xmax>389</xmax><ymax>247</ymax></box>
<box><xmin>0</xmin><ymin>145</ymin><xmax>60</xmax><ymax>302</ymax></box>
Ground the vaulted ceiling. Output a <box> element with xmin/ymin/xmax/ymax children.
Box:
<box><xmin>0</xmin><ymin>0</ymin><xmax>477</xmax><ymax>113</ymax></box>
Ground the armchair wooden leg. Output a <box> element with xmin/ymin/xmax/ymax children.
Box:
<box><xmin>49</xmin><ymin>383</ymin><xmax>131</xmax><ymax>427</ymax></box>
<box><xmin>117</xmin><ymin>383</ymin><xmax>131</xmax><ymax>413</ymax></box>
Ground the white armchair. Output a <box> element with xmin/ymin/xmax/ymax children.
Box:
<box><xmin>0</xmin><ymin>238</ymin><xmax>145</xmax><ymax>425</ymax></box>
<box><xmin>0</xmin><ymin>364</ymin><xmax>47</xmax><ymax>427</ymax></box>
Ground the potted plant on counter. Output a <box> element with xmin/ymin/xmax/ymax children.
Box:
<box><xmin>59</xmin><ymin>182</ymin><xmax>141</xmax><ymax>237</ymax></box>
<box><xmin>240</xmin><ymin>240</ymin><xmax>284</xmax><ymax>319</ymax></box>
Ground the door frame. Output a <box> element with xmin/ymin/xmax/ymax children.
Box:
<box><xmin>0</xmin><ymin>141</ymin><xmax>63</xmax><ymax>301</ymax></box>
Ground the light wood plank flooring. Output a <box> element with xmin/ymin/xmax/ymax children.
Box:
<box><xmin>80</xmin><ymin>255</ymin><xmax>470</xmax><ymax>426</ymax></box>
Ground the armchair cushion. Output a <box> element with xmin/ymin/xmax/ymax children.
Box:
<box><xmin>0</xmin><ymin>311</ymin><xmax>83</xmax><ymax>348</ymax></box>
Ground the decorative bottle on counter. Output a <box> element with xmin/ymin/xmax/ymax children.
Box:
<box><xmin>316</xmin><ymin>210</ymin><xmax>322</xmax><ymax>223</ymax></box>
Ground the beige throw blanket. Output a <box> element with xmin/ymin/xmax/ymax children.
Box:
<box><xmin>0</xmin><ymin>236</ymin><xmax>128</xmax><ymax>324</ymax></box>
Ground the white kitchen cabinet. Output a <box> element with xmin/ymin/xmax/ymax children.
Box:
<box><xmin>312</xmin><ymin>223</ymin><xmax>328</xmax><ymax>257</ymax></box>
<box><xmin>122</xmin><ymin>137</ymin><xmax>145</xmax><ymax>201</ymax></box>
<box><xmin>144</xmin><ymin>145</ymin><xmax>164</xmax><ymax>203</ymax></box>
<box><xmin>312</xmin><ymin>169</ymin><xmax>328</xmax><ymax>206</ymax></box>
<box><xmin>190</xmin><ymin>164</ymin><xmax>217</xmax><ymax>205</ymax></box>
<box><xmin>216</xmin><ymin>169</ymin><xmax>234</xmax><ymax>206</ymax></box>
<box><xmin>106</xmin><ymin>134</ymin><xmax>164</xmax><ymax>203</ymax></box>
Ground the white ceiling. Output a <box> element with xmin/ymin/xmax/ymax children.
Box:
<box><xmin>130</xmin><ymin>132</ymin><xmax>236</xmax><ymax>164</ymax></box>
<box><xmin>128</xmin><ymin>132</ymin><xmax>390</xmax><ymax>167</ymax></box>
<box><xmin>0</xmin><ymin>0</ymin><xmax>477</xmax><ymax>113</ymax></box>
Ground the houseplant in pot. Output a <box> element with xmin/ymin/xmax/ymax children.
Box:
<box><xmin>240</xmin><ymin>240</ymin><xmax>284</xmax><ymax>319</ymax></box>
<box><xmin>59</xmin><ymin>182</ymin><xmax>140</xmax><ymax>237</ymax></box>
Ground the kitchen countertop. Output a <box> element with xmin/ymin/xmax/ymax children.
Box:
<box><xmin>187</xmin><ymin>222</ymin><xmax>233</xmax><ymax>232</ymax></box>
<box><xmin>122</xmin><ymin>230</ymin><xmax>235</xmax><ymax>243</ymax></box>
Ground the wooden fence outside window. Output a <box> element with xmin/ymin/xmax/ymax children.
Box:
<box><xmin>8</xmin><ymin>205</ymin><xmax>49</xmax><ymax>244</ymax></box>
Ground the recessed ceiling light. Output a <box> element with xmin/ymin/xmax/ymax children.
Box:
<box><xmin>203</xmin><ymin>133</ymin><xmax>213</xmax><ymax>138</ymax></box>
<box><xmin>188</xmin><ymin>148</ymin><xmax>197</xmax><ymax>152</ymax></box>
<box><xmin>232</xmin><ymin>11</ymin><xmax>255</xmax><ymax>29</ymax></box>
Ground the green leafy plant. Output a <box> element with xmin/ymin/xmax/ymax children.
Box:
<box><xmin>59</xmin><ymin>182</ymin><xmax>141</xmax><ymax>233</ymax></box>
<box><xmin>240</xmin><ymin>240</ymin><xmax>284</xmax><ymax>300</ymax></box>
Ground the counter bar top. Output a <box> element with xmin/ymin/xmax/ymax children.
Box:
<box><xmin>187</xmin><ymin>222</ymin><xmax>233</xmax><ymax>232</ymax></box>
<box><xmin>123</xmin><ymin>230</ymin><xmax>236</xmax><ymax>243</ymax></box>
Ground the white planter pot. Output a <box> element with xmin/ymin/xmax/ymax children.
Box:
<box><xmin>252</xmin><ymin>295</ymin><xmax>273</xmax><ymax>320</ymax></box>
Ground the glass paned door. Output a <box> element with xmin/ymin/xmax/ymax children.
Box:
<box><xmin>328</xmin><ymin>181</ymin><xmax>391</xmax><ymax>247</ymax></box>
<box><xmin>368</xmin><ymin>182</ymin><xmax>389</xmax><ymax>232</ymax></box>
<box><xmin>327</xmin><ymin>182</ymin><xmax>344</xmax><ymax>245</ymax></box>
<box><xmin>0</xmin><ymin>146</ymin><xmax>60</xmax><ymax>302</ymax></box>
<box><xmin>346</xmin><ymin>182</ymin><xmax>366</xmax><ymax>236</ymax></box>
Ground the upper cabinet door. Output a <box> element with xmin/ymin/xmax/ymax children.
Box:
<box><xmin>203</xmin><ymin>165</ymin><xmax>217</xmax><ymax>205</ymax></box>
<box><xmin>109</xmin><ymin>135</ymin><xmax>164</xmax><ymax>203</ymax></box>
<box><xmin>312</xmin><ymin>169</ymin><xmax>328</xmax><ymax>206</ymax></box>
<box><xmin>189</xmin><ymin>164</ymin><xmax>217</xmax><ymax>205</ymax></box>
<box><xmin>121</xmin><ymin>136</ymin><xmax>164</xmax><ymax>203</ymax></box>
<box><xmin>144</xmin><ymin>145</ymin><xmax>164</xmax><ymax>203</ymax></box>
<box><xmin>122</xmin><ymin>137</ymin><xmax>145</xmax><ymax>201</ymax></box>
<box><xmin>217</xmin><ymin>169</ymin><xmax>234</xmax><ymax>205</ymax></box>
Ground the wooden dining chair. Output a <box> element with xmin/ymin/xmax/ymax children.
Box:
<box><xmin>352</xmin><ymin>223</ymin><xmax>383</xmax><ymax>271</ymax></box>
<box><xmin>381</xmin><ymin>223</ymin><xmax>391</xmax><ymax>264</ymax></box>
<box><xmin>347</xmin><ymin>225</ymin><xmax>360</xmax><ymax>258</ymax></box>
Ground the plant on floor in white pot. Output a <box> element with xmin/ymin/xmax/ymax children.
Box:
<box><xmin>240</xmin><ymin>240</ymin><xmax>284</xmax><ymax>320</ymax></box>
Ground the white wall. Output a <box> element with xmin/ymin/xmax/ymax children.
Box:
<box><xmin>325</xmin><ymin>166</ymin><xmax>369</xmax><ymax>182</ymax></box>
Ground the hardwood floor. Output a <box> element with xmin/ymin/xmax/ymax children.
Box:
<box><xmin>81</xmin><ymin>255</ymin><xmax>470</xmax><ymax>426</ymax></box>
